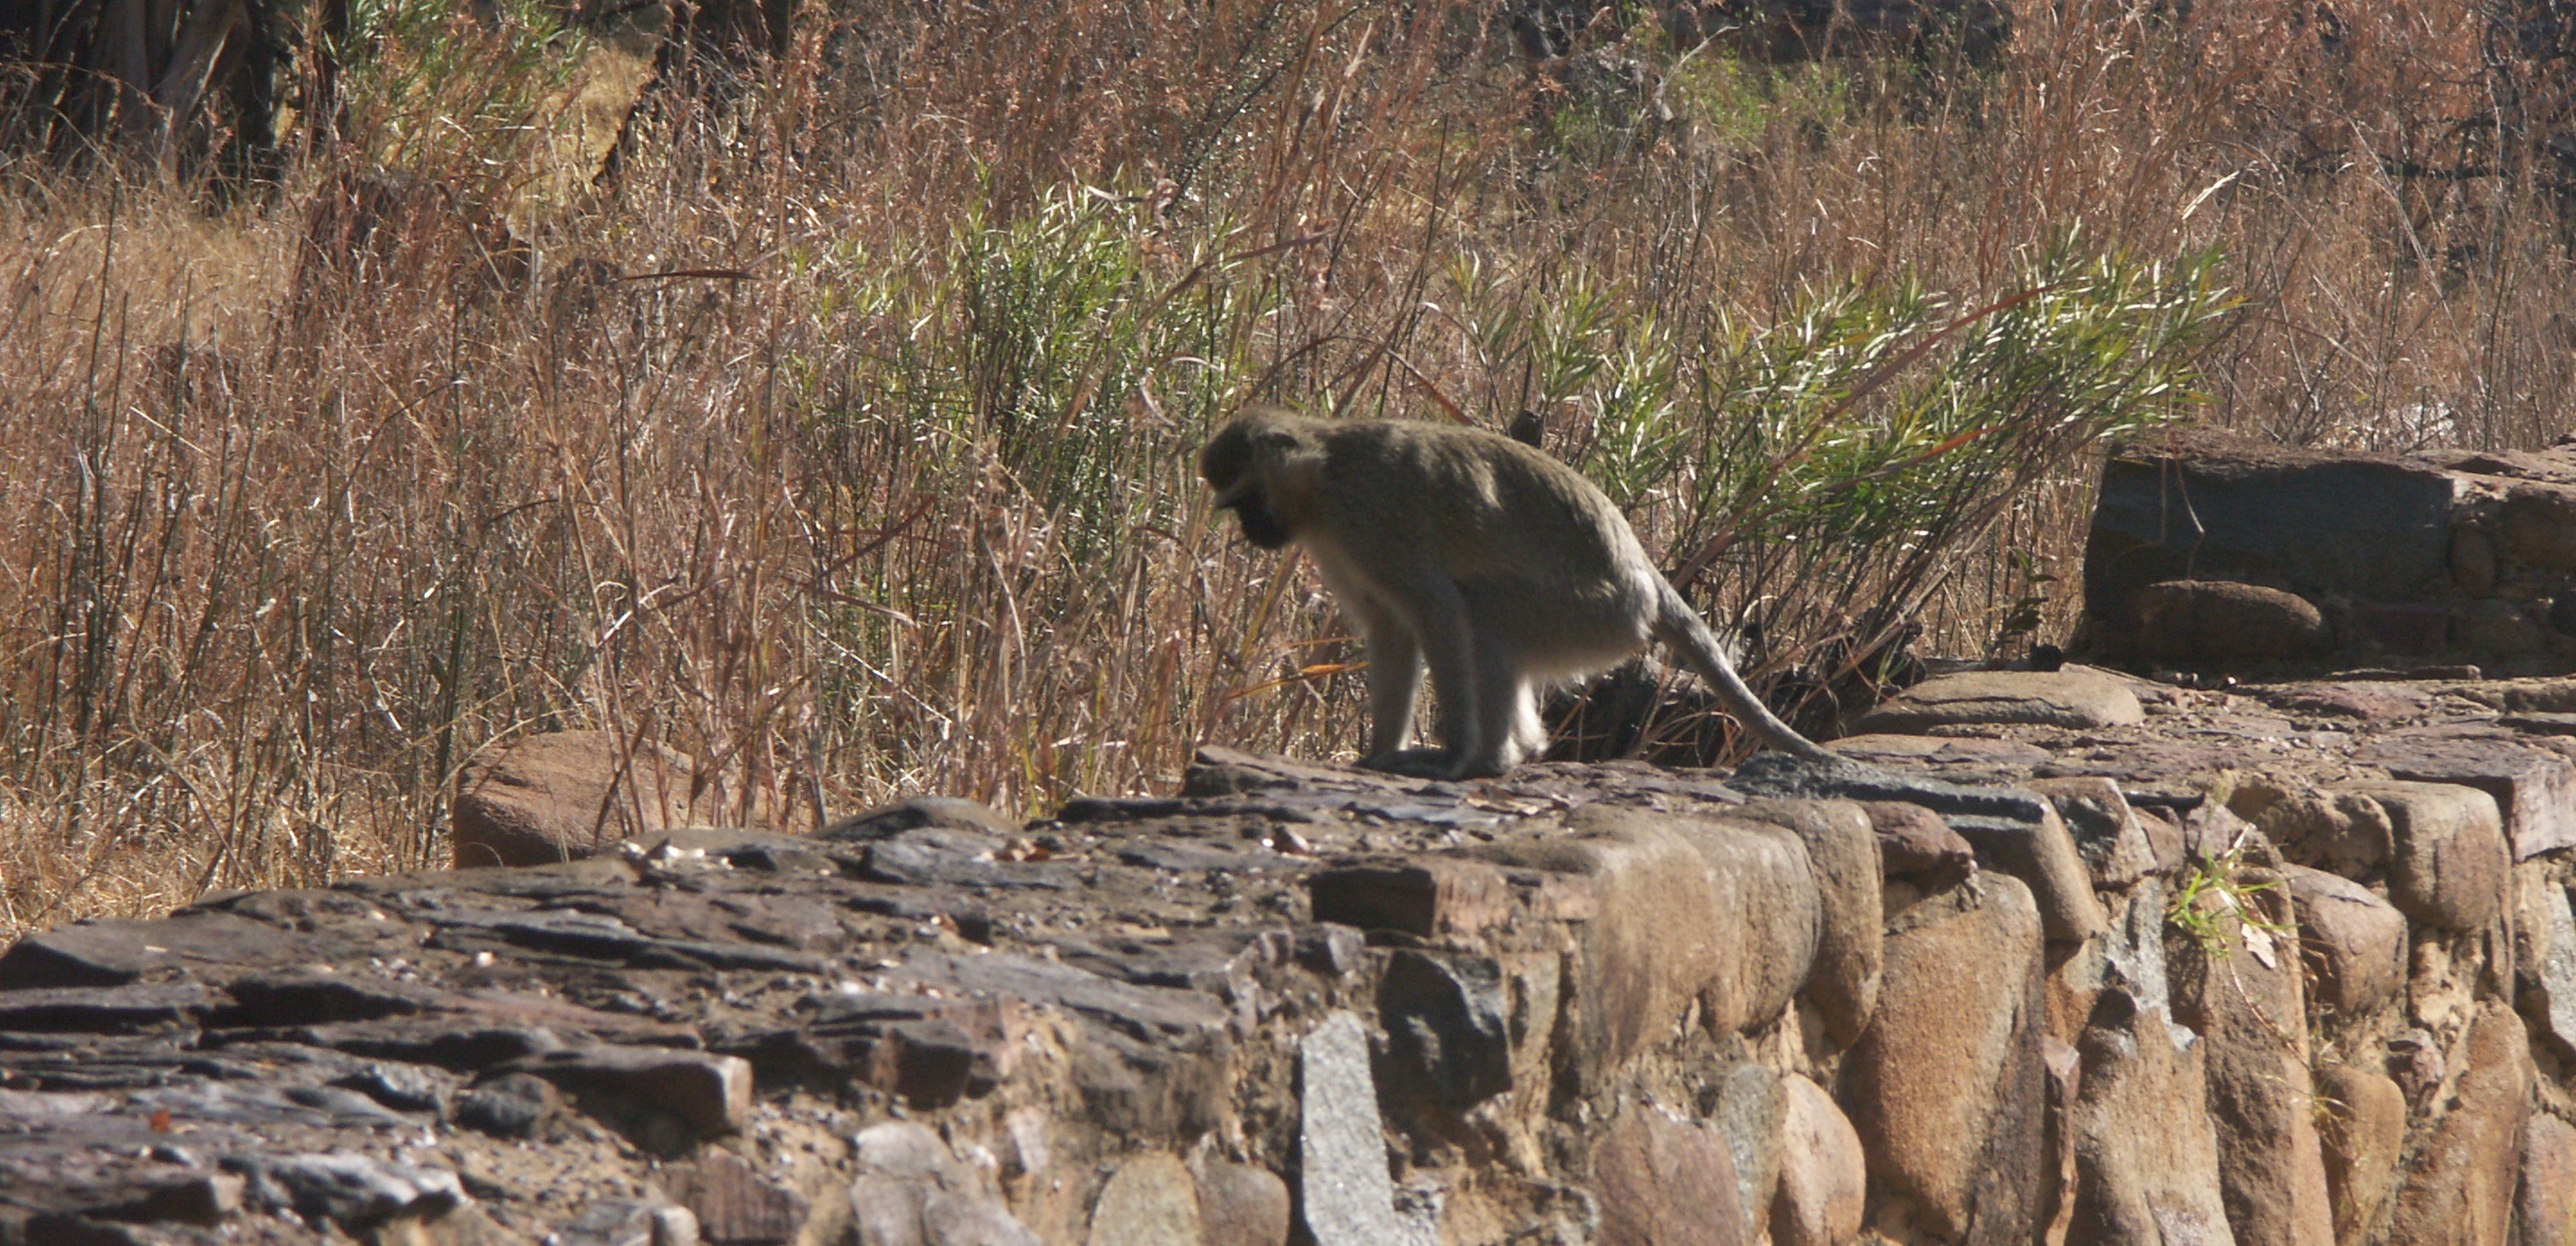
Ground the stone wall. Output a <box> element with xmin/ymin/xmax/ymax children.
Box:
<box><xmin>8</xmin><ymin>662</ymin><xmax>2575</xmax><ymax>1246</ymax></box>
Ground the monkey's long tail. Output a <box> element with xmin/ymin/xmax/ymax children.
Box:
<box><xmin>1653</xmin><ymin>592</ymin><xmax>1839</xmax><ymax>762</ymax></box>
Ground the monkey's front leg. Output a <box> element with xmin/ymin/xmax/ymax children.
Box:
<box><xmin>1355</xmin><ymin>605</ymin><xmax>1424</xmax><ymax>768</ymax></box>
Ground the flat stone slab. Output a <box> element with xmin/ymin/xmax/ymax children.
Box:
<box><xmin>1850</xmin><ymin>670</ymin><xmax>2145</xmax><ymax>734</ymax></box>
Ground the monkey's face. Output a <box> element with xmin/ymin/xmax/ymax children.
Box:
<box><xmin>1218</xmin><ymin>487</ymin><xmax>1294</xmax><ymax>550</ymax></box>
<box><xmin>1200</xmin><ymin>408</ymin><xmax>1315</xmax><ymax>552</ymax></box>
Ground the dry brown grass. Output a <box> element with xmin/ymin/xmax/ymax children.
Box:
<box><xmin>4</xmin><ymin>0</ymin><xmax>2571</xmax><ymax>938</ymax></box>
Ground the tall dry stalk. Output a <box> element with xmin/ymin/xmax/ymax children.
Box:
<box><xmin>4</xmin><ymin>0</ymin><xmax>2571</xmax><ymax>936</ymax></box>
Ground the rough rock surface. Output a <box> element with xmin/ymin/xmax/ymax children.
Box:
<box><xmin>2386</xmin><ymin>1005</ymin><xmax>2534</xmax><ymax>1246</ymax></box>
<box><xmin>1772</xmin><ymin>1073</ymin><xmax>1865</xmax><ymax>1246</ymax></box>
<box><xmin>2281</xmin><ymin>864</ymin><xmax>2406</xmax><ymax>1016</ymax></box>
<box><xmin>2067</xmin><ymin>990</ymin><xmax>2236</xmax><ymax>1246</ymax></box>
<box><xmin>1843</xmin><ymin>875</ymin><xmax>2044</xmax><ymax>1243</ymax></box>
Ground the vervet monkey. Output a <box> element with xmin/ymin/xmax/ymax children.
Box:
<box><xmin>1200</xmin><ymin>406</ymin><xmax>1837</xmax><ymax>778</ymax></box>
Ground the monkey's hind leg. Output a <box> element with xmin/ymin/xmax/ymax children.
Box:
<box><xmin>1443</xmin><ymin>638</ymin><xmax>1541</xmax><ymax>779</ymax></box>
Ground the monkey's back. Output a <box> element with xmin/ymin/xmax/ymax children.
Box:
<box><xmin>1311</xmin><ymin>419</ymin><xmax>1664</xmax><ymax>661</ymax></box>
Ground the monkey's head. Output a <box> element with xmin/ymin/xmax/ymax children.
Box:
<box><xmin>1200</xmin><ymin>407</ymin><xmax>1321</xmax><ymax>551</ymax></box>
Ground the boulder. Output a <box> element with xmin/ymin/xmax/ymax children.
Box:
<box><xmin>2456</xmin><ymin>599</ymin><xmax>2545</xmax><ymax>655</ymax></box>
<box><xmin>845</xmin><ymin>1120</ymin><xmax>1042</xmax><ymax>1246</ymax></box>
<box><xmin>2452</xmin><ymin>527</ymin><xmax>2499</xmax><ymax>596</ymax></box>
<box><xmin>2281</xmin><ymin>864</ymin><xmax>2407</xmax><ymax>1018</ymax></box>
<box><xmin>1732</xmin><ymin>758</ymin><xmax>2103</xmax><ymax>942</ymax></box>
<box><xmin>1701</xmin><ymin>1062</ymin><xmax>1783</xmax><ymax>1240</ymax></box>
<box><xmin>2169</xmin><ymin>884</ymin><xmax>2334</xmax><ymax>1246</ymax></box>
<box><xmin>1192</xmin><ymin>1163</ymin><xmax>1289</xmax><ymax>1246</ymax></box>
<box><xmin>2516</xmin><ymin>868</ymin><xmax>2576</xmax><ymax>1054</ymax></box>
<box><xmin>2023</xmin><ymin>777</ymin><xmax>2158</xmax><ymax>889</ymax></box>
<box><xmin>2066</xmin><ymin>991</ymin><xmax>2237</xmax><ymax>1246</ymax></box>
<box><xmin>1590</xmin><ymin>1106</ymin><xmax>1745</xmax><ymax>1246</ymax></box>
<box><xmin>1377</xmin><ymin>952</ymin><xmax>1513</xmax><ymax>1109</ymax></box>
<box><xmin>822</xmin><ymin>795</ymin><xmax>1020</xmax><ymax>841</ymax></box>
<box><xmin>1851</xmin><ymin>669</ymin><xmax>2145</xmax><ymax>734</ymax></box>
<box><xmin>2130</xmin><ymin>580</ymin><xmax>2330</xmax><ymax>662</ymax></box>
<box><xmin>2385</xmin><ymin>1005</ymin><xmax>2535</xmax><ymax>1246</ymax></box>
<box><xmin>1086</xmin><ymin>1153</ymin><xmax>1199</xmax><ymax>1246</ymax></box>
<box><xmin>1677</xmin><ymin>817</ymin><xmax>1825</xmax><ymax>1035</ymax></box>
<box><xmin>453</xmin><ymin>730</ymin><xmax>702</xmax><ymax>867</ymax></box>
<box><xmin>1479</xmin><ymin>806</ymin><xmax>1819</xmax><ymax>1087</ymax></box>
<box><xmin>1305</xmin><ymin>858</ymin><xmax>1512</xmax><ymax>939</ymax></box>
<box><xmin>2500</xmin><ymin>478</ymin><xmax>2576</xmax><ymax>569</ymax></box>
<box><xmin>2520</xmin><ymin>1113</ymin><xmax>2576</xmax><ymax>1246</ymax></box>
<box><xmin>1771</xmin><ymin>1074</ymin><xmax>1865</xmax><ymax>1246</ymax></box>
<box><xmin>1859</xmin><ymin>802</ymin><xmax>1976</xmax><ymax>889</ymax></box>
<box><xmin>1952</xmin><ymin>803</ymin><xmax>2109</xmax><ymax>943</ymax></box>
<box><xmin>1736</xmin><ymin>799</ymin><xmax>1885</xmax><ymax>1049</ymax></box>
<box><xmin>1844</xmin><ymin>876</ymin><xmax>2047</xmax><ymax>1244</ymax></box>
<box><xmin>2316</xmin><ymin>1064</ymin><xmax>2407</xmax><ymax>1246</ymax></box>
<box><xmin>1829</xmin><ymin>734</ymin><xmax>2053</xmax><ymax>767</ymax></box>
<box><xmin>2236</xmin><ymin>781</ymin><xmax>2394</xmax><ymax>879</ymax></box>
<box><xmin>2255</xmin><ymin>683</ymin><xmax>2431</xmax><ymax>724</ymax></box>
<box><xmin>658</xmin><ymin>1150</ymin><xmax>807</xmax><ymax>1246</ymax></box>
<box><xmin>2343</xmin><ymin>782</ymin><xmax>2510</xmax><ymax>931</ymax></box>
<box><xmin>2352</xmin><ymin>734</ymin><xmax>2576</xmax><ymax>861</ymax></box>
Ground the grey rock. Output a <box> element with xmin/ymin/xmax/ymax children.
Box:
<box><xmin>1377</xmin><ymin>952</ymin><xmax>1512</xmax><ymax>1109</ymax></box>
<box><xmin>225</xmin><ymin>1151</ymin><xmax>463</xmax><ymax>1230</ymax></box>
<box><xmin>2519</xmin><ymin>869</ymin><xmax>2576</xmax><ymax>1053</ymax></box>
<box><xmin>0</xmin><ymin>983</ymin><xmax>210</xmax><ymax>1033</ymax></box>
<box><xmin>454</xmin><ymin>1072</ymin><xmax>559</xmax><ymax>1138</ymax></box>
<box><xmin>0</xmin><ymin>912</ymin><xmax>324</xmax><ymax>989</ymax></box>
<box><xmin>2091</xmin><ymin>875</ymin><xmax>2174</xmax><ymax>1030</ymax></box>
<box><xmin>822</xmin><ymin>795</ymin><xmax>1020</xmax><ymax>842</ymax></box>
<box><xmin>1298</xmin><ymin>1012</ymin><xmax>1424</xmax><ymax>1246</ymax></box>
<box><xmin>2066</xmin><ymin>991</ymin><xmax>2238</xmax><ymax>1246</ymax></box>
<box><xmin>1701</xmin><ymin>1062</ymin><xmax>1781</xmax><ymax>1242</ymax></box>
